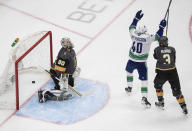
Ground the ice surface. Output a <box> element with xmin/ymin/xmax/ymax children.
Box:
<box><xmin>0</xmin><ymin>0</ymin><xmax>192</xmax><ymax>131</ymax></box>
<box><xmin>16</xmin><ymin>78</ymin><xmax>109</xmax><ymax>125</ymax></box>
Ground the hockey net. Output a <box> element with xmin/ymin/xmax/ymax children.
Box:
<box><xmin>0</xmin><ymin>31</ymin><xmax>53</xmax><ymax>110</ymax></box>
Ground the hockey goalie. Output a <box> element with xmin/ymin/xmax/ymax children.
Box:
<box><xmin>38</xmin><ymin>37</ymin><xmax>81</xmax><ymax>103</ymax></box>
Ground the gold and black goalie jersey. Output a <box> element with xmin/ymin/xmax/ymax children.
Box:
<box><xmin>54</xmin><ymin>47</ymin><xmax>77</xmax><ymax>74</ymax></box>
<box><xmin>153</xmin><ymin>46</ymin><xmax>176</xmax><ymax>71</ymax></box>
<box><xmin>54</xmin><ymin>57</ymin><xmax>68</xmax><ymax>73</ymax></box>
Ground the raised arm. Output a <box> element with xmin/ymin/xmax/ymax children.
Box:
<box><xmin>129</xmin><ymin>10</ymin><xmax>144</xmax><ymax>31</ymax></box>
<box><xmin>155</xmin><ymin>19</ymin><xmax>167</xmax><ymax>40</ymax></box>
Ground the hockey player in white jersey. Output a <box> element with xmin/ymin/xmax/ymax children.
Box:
<box><xmin>125</xmin><ymin>10</ymin><xmax>166</xmax><ymax>108</ymax></box>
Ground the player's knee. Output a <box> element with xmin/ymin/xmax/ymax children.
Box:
<box><xmin>138</xmin><ymin>72</ymin><xmax>147</xmax><ymax>81</ymax></box>
<box><xmin>139</xmin><ymin>76</ymin><xmax>147</xmax><ymax>81</ymax></box>
<box><xmin>126</xmin><ymin>72</ymin><xmax>133</xmax><ymax>76</ymax></box>
<box><xmin>172</xmin><ymin>89</ymin><xmax>182</xmax><ymax>97</ymax></box>
<box><xmin>154</xmin><ymin>83</ymin><xmax>162</xmax><ymax>90</ymax></box>
<box><xmin>154</xmin><ymin>79</ymin><xmax>162</xmax><ymax>89</ymax></box>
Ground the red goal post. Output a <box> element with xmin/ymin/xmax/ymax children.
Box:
<box><xmin>14</xmin><ymin>31</ymin><xmax>53</xmax><ymax>110</ymax></box>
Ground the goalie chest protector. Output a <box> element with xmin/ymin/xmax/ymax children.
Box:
<box><xmin>55</xmin><ymin>47</ymin><xmax>76</xmax><ymax>74</ymax></box>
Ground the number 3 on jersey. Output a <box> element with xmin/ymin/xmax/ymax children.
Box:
<box><xmin>163</xmin><ymin>54</ymin><xmax>171</xmax><ymax>64</ymax></box>
<box><xmin>131</xmin><ymin>41</ymin><xmax>143</xmax><ymax>53</ymax></box>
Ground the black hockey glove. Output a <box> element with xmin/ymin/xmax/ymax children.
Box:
<box><xmin>156</xmin><ymin>19</ymin><xmax>167</xmax><ymax>40</ymax></box>
<box><xmin>159</xmin><ymin>19</ymin><xmax>166</xmax><ymax>29</ymax></box>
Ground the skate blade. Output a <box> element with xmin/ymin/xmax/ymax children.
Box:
<box><xmin>181</xmin><ymin>112</ymin><xmax>189</xmax><ymax>120</ymax></box>
<box><xmin>126</xmin><ymin>92</ymin><xmax>131</xmax><ymax>96</ymax></box>
<box><xmin>155</xmin><ymin>105</ymin><xmax>165</xmax><ymax>110</ymax></box>
<box><xmin>141</xmin><ymin>103</ymin><xmax>151</xmax><ymax>109</ymax></box>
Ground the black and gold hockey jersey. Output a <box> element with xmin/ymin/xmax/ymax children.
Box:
<box><xmin>153</xmin><ymin>46</ymin><xmax>176</xmax><ymax>71</ymax></box>
<box><xmin>54</xmin><ymin>47</ymin><xmax>77</xmax><ymax>74</ymax></box>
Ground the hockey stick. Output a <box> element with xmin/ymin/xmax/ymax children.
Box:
<box><xmin>164</xmin><ymin>0</ymin><xmax>172</xmax><ymax>36</ymax></box>
<box><xmin>164</xmin><ymin>0</ymin><xmax>172</xmax><ymax>20</ymax></box>
<box><xmin>40</xmin><ymin>67</ymin><xmax>93</xmax><ymax>97</ymax></box>
<box><xmin>165</xmin><ymin>10</ymin><xmax>170</xmax><ymax>36</ymax></box>
<box><xmin>68</xmin><ymin>85</ymin><xmax>82</xmax><ymax>97</ymax></box>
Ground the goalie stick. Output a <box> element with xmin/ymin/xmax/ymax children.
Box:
<box><xmin>39</xmin><ymin>67</ymin><xmax>93</xmax><ymax>97</ymax></box>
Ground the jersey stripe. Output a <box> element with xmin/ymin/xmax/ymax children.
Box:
<box><xmin>54</xmin><ymin>65</ymin><xmax>66</xmax><ymax>72</ymax></box>
<box><xmin>129</xmin><ymin>25</ymin><xmax>136</xmax><ymax>30</ymax></box>
<box><xmin>129</xmin><ymin>50</ymin><xmax>148</xmax><ymax>60</ymax></box>
<box><xmin>156</xmin><ymin>66</ymin><xmax>176</xmax><ymax>71</ymax></box>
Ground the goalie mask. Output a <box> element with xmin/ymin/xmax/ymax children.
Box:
<box><xmin>158</xmin><ymin>36</ymin><xmax>168</xmax><ymax>47</ymax></box>
<box><xmin>61</xmin><ymin>37</ymin><xmax>74</xmax><ymax>49</ymax></box>
<box><xmin>135</xmin><ymin>25</ymin><xmax>147</xmax><ymax>36</ymax></box>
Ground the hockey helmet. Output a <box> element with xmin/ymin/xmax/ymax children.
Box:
<box><xmin>135</xmin><ymin>25</ymin><xmax>147</xmax><ymax>35</ymax></box>
<box><xmin>158</xmin><ymin>36</ymin><xmax>168</xmax><ymax>47</ymax></box>
<box><xmin>61</xmin><ymin>37</ymin><xmax>74</xmax><ymax>48</ymax></box>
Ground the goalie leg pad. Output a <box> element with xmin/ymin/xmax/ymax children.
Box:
<box><xmin>50</xmin><ymin>68</ymin><xmax>61</xmax><ymax>90</ymax></box>
<box><xmin>38</xmin><ymin>90</ymin><xmax>45</xmax><ymax>103</ymax></box>
<box><xmin>68</xmin><ymin>75</ymin><xmax>74</xmax><ymax>87</ymax></box>
<box><xmin>38</xmin><ymin>89</ymin><xmax>56</xmax><ymax>103</ymax></box>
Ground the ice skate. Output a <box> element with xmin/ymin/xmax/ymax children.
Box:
<box><xmin>125</xmin><ymin>87</ymin><xmax>132</xmax><ymax>94</ymax></box>
<box><xmin>155</xmin><ymin>101</ymin><xmax>164</xmax><ymax>110</ymax></box>
<box><xmin>141</xmin><ymin>97</ymin><xmax>151</xmax><ymax>108</ymax></box>
<box><xmin>181</xmin><ymin>105</ymin><xmax>188</xmax><ymax>115</ymax></box>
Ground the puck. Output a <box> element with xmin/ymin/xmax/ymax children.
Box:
<box><xmin>32</xmin><ymin>81</ymin><xmax>35</xmax><ymax>84</ymax></box>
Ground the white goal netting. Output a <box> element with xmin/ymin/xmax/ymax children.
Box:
<box><xmin>0</xmin><ymin>31</ymin><xmax>53</xmax><ymax>110</ymax></box>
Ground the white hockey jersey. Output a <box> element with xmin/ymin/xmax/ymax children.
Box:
<box><xmin>129</xmin><ymin>28</ymin><xmax>156</xmax><ymax>62</ymax></box>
